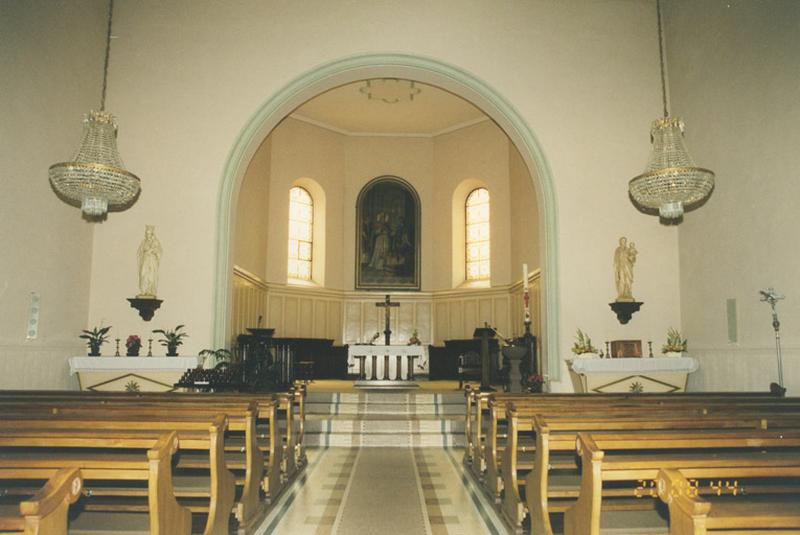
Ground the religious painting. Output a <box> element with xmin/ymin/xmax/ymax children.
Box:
<box><xmin>356</xmin><ymin>176</ymin><xmax>421</xmax><ymax>290</ymax></box>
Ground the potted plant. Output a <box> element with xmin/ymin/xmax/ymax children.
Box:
<box><xmin>125</xmin><ymin>335</ymin><xmax>142</xmax><ymax>356</ymax></box>
<box><xmin>571</xmin><ymin>328</ymin><xmax>598</xmax><ymax>358</ymax></box>
<box><xmin>199</xmin><ymin>348</ymin><xmax>233</xmax><ymax>369</ymax></box>
<box><xmin>662</xmin><ymin>328</ymin><xmax>687</xmax><ymax>357</ymax></box>
<box><xmin>152</xmin><ymin>325</ymin><xmax>188</xmax><ymax>356</ymax></box>
<box><xmin>79</xmin><ymin>326</ymin><xmax>111</xmax><ymax>356</ymax></box>
<box><xmin>523</xmin><ymin>373</ymin><xmax>545</xmax><ymax>393</ymax></box>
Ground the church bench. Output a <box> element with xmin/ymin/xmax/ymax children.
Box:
<box><xmin>477</xmin><ymin>392</ymin><xmax>800</xmax><ymax>500</ymax></box>
<box><xmin>0</xmin><ymin>467</ymin><xmax>82</xmax><ymax>535</ymax></box>
<box><xmin>0</xmin><ymin>414</ymin><xmax>238</xmax><ymax>535</ymax></box>
<box><xmin>0</xmin><ymin>387</ymin><xmax>307</xmax><ymax>477</ymax></box>
<box><xmin>563</xmin><ymin>429</ymin><xmax>800</xmax><ymax>535</ymax></box>
<box><xmin>657</xmin><ymin>468</ymin><xmax>800</xmax><ymax>534</ymax></box>
<box><xmin>0</xmin><ymin>393</ymin><xmax>286</xmax><ymax>513</ymax></box>
<box><xmin>464</xmin><ymin>389</ymin><xmax>793</xmax><ymax>471</ymax></box>
<box><xmin>0</xmin><ymin>429</ymin><xmax>192</xmax><ymax>535</ymax></box>
<box><xmin>520</xmin><ymin>413</ymin><xmax>780</xmax><ymax>535</ymax></box>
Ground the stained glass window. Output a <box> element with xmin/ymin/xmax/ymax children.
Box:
<box><xmin>465</xmin><ymin>188</ymin><xmax>490</xmax><ymax>281</ymax></box>
<box><xmin>288</xmin><ymin>186</ymin><xmax>313</xmax><ymax>281</ymax></box>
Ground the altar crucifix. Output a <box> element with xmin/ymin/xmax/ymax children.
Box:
<box><xmin>375</xmin><ymin>294</ymin><xmax>400</xmax><ymax>345</ymax></box>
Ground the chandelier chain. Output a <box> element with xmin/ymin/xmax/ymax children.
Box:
<box><xmin>100</xmin><ymin>0</ymin><xmax>114</xmax><ymax>111</ymax></box>
<box><xmin>656</xmin><ymin>0</ymin><xmax>668</xmax><ymax>119</ymax></box>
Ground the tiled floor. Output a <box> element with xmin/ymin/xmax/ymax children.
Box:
<box><xmin>257</xmin><ymin>448</ymin><xmax>506</xmax><ymax>535</ymax></box>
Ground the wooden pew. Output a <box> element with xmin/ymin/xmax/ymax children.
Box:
<box><xmin>657</xmin><ymin>467</ymin><xmax>800</xmax><ymax>534</ymax></box>
<box><xmin>466</xmin><ymin>390</ymin><xmax>792</xmax><ymax>479</ymax></box>
<box><xmin>0</xmin><ymin>430</ymin><xmax>191</xmax><ymax>535</ymax></box>
<box><xmin>0</xmin><ymin>414</ymin><xmax>233</xmax><ymax>535</ymax></box>
<box><xmin>493</xmin><ymin>396</ymin><xmax>800</xmax><ymax>532</ymax></box>
<box><xmin>0</xmin><ymin>467</ymin><xmax>82</xmax><ymax>535</ymax></box>
<box><xmin>480</xmin><ymin>393</ymin><xmax>800</xmax><ymax>503</ymax></box>
<box><xmin>0</xmin><ymin>394</ymin><xmax>283</xmax><ymax>517</ymax></box>
<box><xmin>563</xmin><ymin>429</ymin><xmax>800</xmax><ymax>535</ymax></box>
<box><xmin>521</xmin><ymin>413</ymin><xmax>788</xmax><ymax>535</ymax></box>
<box><xmin>0</xmin><ymin>388</ymin><xmax>303</xmax><ymax>484</ymax></box>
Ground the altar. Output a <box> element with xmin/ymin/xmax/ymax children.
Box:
<box><xmin>568</xmin><ymin>356</ymin><xmax>699</xmax><ymax>393</ymax></box>
<box><xmin>69</xmin><ymin>356</ymin><xmax>204</xmax><ymax>392</ymax></box>
<box><xmin>347</xmin><ymin>345</ymin><xmax>429</xmax><ymax>381</ymax></box>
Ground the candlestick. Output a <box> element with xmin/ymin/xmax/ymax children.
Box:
<box><xmin>523</xmin><ymin>263</ymin><xmax>529</xmax><ymax>290</ymax></box>
<box><xmin>114</xmin><ymin>338</ymin><xmax>120</xmax><ymax>357</ymax></box>
<box><xmin>147</xmin><ymin>339</ymin><xmax>153</xmax><ymax>357</ymax></box>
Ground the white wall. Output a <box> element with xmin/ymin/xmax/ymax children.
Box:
<box><xmin>6</xmin><ymin>1</ymin><xmax>685</xmax><ymax>389</ymax></box>
<box><xmin>666</xmin><ymin>0</ymin><xmax>800</xmax><ymax>393</ymax></box>
<box><xmin>0</xmin><ymin>0</ymin><xmax>104</xmax><ymax>388</ymax></box>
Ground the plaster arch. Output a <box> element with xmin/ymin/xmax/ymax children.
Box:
<box><xmin>214</xmin><ymin>53</ymin><xmax>561</xmax><ymax>379</ymax></box>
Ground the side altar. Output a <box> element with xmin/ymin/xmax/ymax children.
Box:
<box><xmin>567</xmin><ymin>356</ymin><xmax>699</xmax><ymax>393</ymax></box>
<box><xmin>69</xmin><ymin>356</ymin><xmax>204</xmax><ymax>392</ymax></box>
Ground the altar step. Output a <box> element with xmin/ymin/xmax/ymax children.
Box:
<box><xmin>303</xmin><ymin>391</ymin><xmax>465</xmax><ymax>447</ymax></box>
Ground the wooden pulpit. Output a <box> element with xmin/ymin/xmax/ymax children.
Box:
<box><xmin>473</xmin><ymin>326</ymin><xmax>496</xmax><ymax>391</ymax></box>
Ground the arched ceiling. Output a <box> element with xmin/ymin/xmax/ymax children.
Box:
<box><xmin>292</xmin><ymin>79</ymin><xmax>487</xmax><ymax>136</ymax></box>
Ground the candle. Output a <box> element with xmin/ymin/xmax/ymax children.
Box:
<box><xmin>523</xmin><ymin>263</ymin><xmax>528</xmax><ymax>290</ymax></box>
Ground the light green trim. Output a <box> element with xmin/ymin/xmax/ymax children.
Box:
<box><xmin>213</xmin><ymin>53</ymin><xmax>561</xmax><ymax>379</ymax></box>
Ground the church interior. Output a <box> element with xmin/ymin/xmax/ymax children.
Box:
<box><xmin>2</xmin><ymin>0</ymin><xmax>799</xmax><ymax>534</ymax></box>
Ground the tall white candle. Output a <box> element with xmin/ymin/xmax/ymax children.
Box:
<box><xmin>523</xmin><ymin>263</ymin><xmax>529</xmax><ymax>290</ymax></box>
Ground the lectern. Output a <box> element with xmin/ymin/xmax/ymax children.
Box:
<box><xmin>473</xmin><ymin>325</ymin><xmax>496</xmax><ymax>391</ymax></box>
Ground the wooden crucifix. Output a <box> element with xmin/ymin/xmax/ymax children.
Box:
<box><xmin>375</xmin><ymin>294</ymin><xmax>400</xmax><ymax>345</ymax></box>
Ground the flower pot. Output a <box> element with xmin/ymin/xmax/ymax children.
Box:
<box><xmin>166</xmin><ymin>351</ymin><xmax>178</xmax><ymax>357</ymax></box>
<box><xmin>663</xmin><ymin>351</ymin><xmax>683</xmax><ymax>358</ymax></box>
<box><xmin>126</xmin><ymin>348</ymin><xmax>140</xmax><ymax>357</ymax></box>
<box><xmin>574</xmin><ymin>352</ymin><xmax>599</xmax><ymax>359</ymax></box>
<box><xmin>88</xmin><ymin>350</ymin><xmax>101</xmax><ymax>357</ymax></box>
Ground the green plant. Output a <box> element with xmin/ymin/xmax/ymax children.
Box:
<box><xmin>80</xmin><ymin>326</ymin><xmax>111</xmax><ymax>356</ymax></box>
<box><xmin>571</xmin><ymin>328</ymin><xmax>598</xmax><ymax>355</ymax></box>
<box><xmin>662</xmin><ymin>328</ymin><xmax>687</xmax><ymax>353</ymax></box>
<box><xmin>152</xmin><ymin>325</ymin><xmax>188</xmax><ymax>356</ymax></box>
<box><xmin>199</xmin><ymin>348</ymin><xmax>234</xmax><ymax>369</ymax></box>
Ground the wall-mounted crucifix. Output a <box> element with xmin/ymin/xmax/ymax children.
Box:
<box><xmin>375</xmin><ymin>294</ymin><xmax>400</xmax><ymax>345</ymax></box>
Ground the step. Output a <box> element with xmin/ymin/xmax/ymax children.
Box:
<box><xmin>304</xmin><ymin>432</ymin><xmax>465</xmax><ymax>448</ymax></box>
<box><xmin>305</xmin><ymin>414</ymin><xmax>464</xmax><ymax>434</ymax></box>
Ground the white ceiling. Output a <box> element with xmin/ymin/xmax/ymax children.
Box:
<box><xmin>292</xmin><ymin>79</ymin><xmax>488</xmax><ymax>136</ymax></box>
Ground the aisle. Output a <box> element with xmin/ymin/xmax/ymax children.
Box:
<box><xmin>257</xmin><ymin>447</ymin><xmax>506</xmax><ymax>535</ymax></box>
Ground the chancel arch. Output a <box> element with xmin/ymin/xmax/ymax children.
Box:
<box><xmin>217</xmin><ymin>53</ymin><xmax>559</xmax><ymax>378</ymax></box>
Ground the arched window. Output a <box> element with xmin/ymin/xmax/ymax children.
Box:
<box><xmin>465</xmin><ymin>187</ymin><xmax>490</xmax><ymax>281</ymax></box>
<box><xmin>288</xmin><ymin>186</ymin><xmax>313</xmax><ymax>281</ymax></box>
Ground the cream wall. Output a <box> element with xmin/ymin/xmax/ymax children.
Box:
<box><xmin>0</xmin><ymin>1</ymin><xmax>104</xmax><ymax>388</ymax></box>
<box><xmin>266</xmin><ymin>118</ymin><xmax>345</xmax><ymax>288</ymax></box>
<box><xmin>509</xmin><ymin>144</ymin><xmax>541</xmax><ymax>277</ymax></box>
<box><xmin>8</xmin><ymin>1</ymin><xmax>686</xmax><ymax>389</ymax></box>
<box><xmin>233</xmin><ymin>137</ymin><xmax>271</xmax><ymax>280</ymax></box>
<box><xmin>666</xmin><ymin>0</ymin><xmax>800</xmax><ymax>393</ymax></box>
<box><xmin>433</xmin><ymin>121</ymin><xmax>513</xmax><ymax>288</ymax></box>
<box><xmin>342</xmin><ymin>135</ymin><xmax>435</xmax><ymax>290</ymax></box>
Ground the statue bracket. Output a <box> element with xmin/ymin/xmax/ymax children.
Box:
<box><xmin>609</xmin><ymin>301</ymin><xmax>643</xmax><ymax>325</ymax></box>
<box><xmin>127</xmin><ymin>297</ymin><xmax>163</xmax><ymax>322</ymax></box>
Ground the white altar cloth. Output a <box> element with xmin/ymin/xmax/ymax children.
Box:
<box><xmin>69</xmin><ymin>356</ymin><xmax>204</xmax><ymax>375</ymax></box>
<box><xmin>69</xmin><ymin>356</ymin><xmax>203</xmax><ymax>392</ymax></box>
<box><xmin>347</xmin><ymin>345</ymin><xmax>429</xmax><ymax>379</ymax></box>
<box><xmin>568</xmin><ymin>356</ymin><xmax>698</xmax><ymax>393</ymax></box>
<box><xmin>570</xmin><ymin>356</ymin><xmax>698</xmax><ymax>374</ymax></box>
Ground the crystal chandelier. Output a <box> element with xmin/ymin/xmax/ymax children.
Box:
<box><xmin>628</xmin><ymin>0</ymin><xmax>714</xmax><ymax>221</ymax></box>
<box><xmin>49</xmin><ymin>0</ymin><xmax>140</xmax><ymax>218</ymax></box>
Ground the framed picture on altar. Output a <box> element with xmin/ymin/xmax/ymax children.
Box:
<box><xmin>610</xmin><ymin>339</ymin><xmax>642</xmax><ymax>358</ymax></box>
<box><xmin>355</xmin><ymin>175</ymin><xmax>421</xmax><ymax>291</ymax></box>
